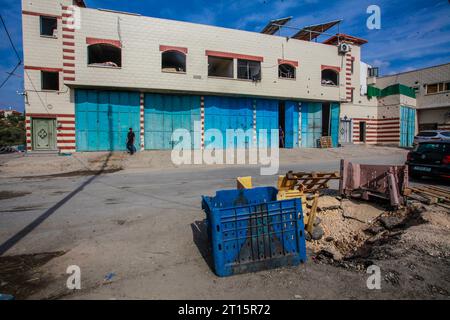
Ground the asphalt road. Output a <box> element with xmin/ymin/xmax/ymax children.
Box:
<box><xmin>0</xmin><ymin>149</ymin><xmax>448</xmax><ymax>299</ymax></box>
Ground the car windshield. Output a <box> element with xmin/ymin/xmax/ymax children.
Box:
<box><xmin>416</xmin><ymin>143</ymin><xmax>444</xmax><ymax>153</ymax></box>
<box><xmin>441</xmin><ymin>131</ymin><xmax>450</xmax><ymax>137</ymax></box>
<box><xmin>417</xmin><ymin>132</ymin><xmax>438</xmax><ymax>137</ymax></box>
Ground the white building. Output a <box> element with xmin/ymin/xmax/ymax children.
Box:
<box><xmin>22</xmin><ymin>0</ymin><xmax>417</xmax><ymax>152</ymax></box>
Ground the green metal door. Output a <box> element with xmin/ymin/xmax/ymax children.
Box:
<box><xmin>32</xmin><ymin>118</ymin><xmax>56</xmax><ymax>150</ymax></box>
<box><xmin>301</xmin><ymin>102</ymin><xmax>322</xmax><ymax>147</ymax></box>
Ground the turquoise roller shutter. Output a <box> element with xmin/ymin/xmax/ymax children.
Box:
<box><xmin>144</xmin><ymin>94</ymin><xmax>201</xmax><ymax>150</ymax></box>
<box><xmin>301</xmin><ymin>102</ymin><xmax>322</xmax><ymax>147</ymax></box>
<box><xmin>285</xmin><ymin>101</ymin><xmax>299</xmax><ymax>148</ymax></box>
<box><xmin>75</xmin><ymin>90</ymin><xmax>140</xmax><ymax>151</ymax></box>
<box><xmin>330</xmin><ymin>103</ymin><xmax>340</xmax><ymax>147</ymax></box>
<box><xmin>256</xmin><ymin>99</ymin><xmax>278</xmax><ymax>148</ymax></box>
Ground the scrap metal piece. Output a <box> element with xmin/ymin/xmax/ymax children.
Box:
<box><xmin>339</xmin><ymin>159</ymin><xmax>409</xmax><ymax>208</ymax></box>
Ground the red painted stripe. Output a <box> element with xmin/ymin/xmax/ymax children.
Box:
<box><xmin>58</xmin><ymin>127</ymin><xmax>75</xmax><ymax>131</ymax></box>
<box><xmin>58</xmin><ymin>140</ymin><xmax>76</xmax><ymax>143</ymax></box>
<box><xmin>321</xmin><ymin>65</ymin><xmax>341</xmax><ymax>72</ymax></box>
<box><xmin>63</xmin><ymin>55</ymin><xmax>75</xmax><ymax>60</ymax></box>
<box><xmin>26</xmin><ymin>133</ymin><xmax>31</xmax><ymax>137</ymax></box>
<box><xmin>26</xmin><ymin>114</ymin><xmax>57</xmax><ymax>119</ymax></box>
<box><xmin>64</xmin><ymin>77</ymin><xmax>76</xmax><ymax>81</ymax></box>
<box><xmin>63</xmin><ymin>63</ymin><xmax>75</xmax><ymax>67</ymax></box>
<box><xmin>205</xmin><ymin>50</ymin><xmax>264</xmax><ymax>62</ymax></box>
<box><xmin>58</xmin><ymin>133</ymin><xmax>76</xmax><ymax>137</ymax></box>
<box><xmin>278</xmin><ymin>59</ymin><xmax>299</xmax><ymax>68</ymax></box>
<box><xmin>63</xmin><ymin>70</ymin><xmax>75</xmax><ymax>74</ymax></box>
<box><xmin>22</xmin><ymin>11</ymin><xmax>61</xmax><ymax>18</ymax></box>
<box><xmin>86</xmin><ymin>37</ymin><xmax>122</xmax><ymax>48</ymax></box>
<box><xmin>63</xmin><ymin>34</ymin><xmax>74</xmax><ymax>39</ymax></box>
<box><xmin>59</xmin><ymin>146</ymin><xmax>76</xmax><ymax>150</ymax></box>
<box><xmin>27</xmin><ymin>113</ymin><xmax>74</xmax><ymax>118</ymax></box>
<box><xmin>24</xmin><ymin>66</ymin><xmax>63</xmax><ymax>72</ymax></box>
<box><xmin>62</xmin><ymin>13</ymin><xmax>73</xmax><ymax>18</ymax></box>
<box><xmin>63</xmin><ymin>48</ymin><xmax>75</xmax><ymax>53</ymax></box>
<box><xmin>62</xmin><ymin>27</ymin><xmax>75</xmax><ymax>32</ymax></box>
<box><xmin>159</xmin><ymin>45</ymin><xmax>188</xmax><ymax>54</ymax></box>
<box><xmin>63</xmin><ymin>42</ymin><xmax>75</xmax><ymax>47</ymax></box>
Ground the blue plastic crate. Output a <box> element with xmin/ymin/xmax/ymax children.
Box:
<box><xmin>202</xmin><ymin>187</ymin><xmax>307</xmax><ymax>277</ymax></box>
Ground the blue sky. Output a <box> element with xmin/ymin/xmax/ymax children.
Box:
<box><xmin>1</xmin><ymin>0</ymin><xmax>449</xmax><ymax>112</ymax></box>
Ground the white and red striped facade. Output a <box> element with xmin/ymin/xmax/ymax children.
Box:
<box><xmin>21</xmin><ymin>0</ymin><xmax>418</xmax><ymax>153</ymax></box>
<box><xmin>352</xmin><ymin>118</ymin><xmax>401</xmax><ymax>145</ymax></box>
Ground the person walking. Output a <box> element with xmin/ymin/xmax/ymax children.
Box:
<box><xmin>126</xmin><ymin>128</ymin><xmax>136</xmax><ymax>155</ymax></box>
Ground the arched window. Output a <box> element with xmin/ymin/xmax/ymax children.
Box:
<box><xmin>321</xmin><ymin>69</ymin><xmax>339</xmax><ymax>86</ymax></box>
<box><xmin>162</xmin><ymin>50</ymin><xmax>186</xmax><ymax>73</ymax></box>
<box><xmin>88</xmin><ymin>43</ymin><xmax>122</xmax><ymax>67</ymax></box>
<box><xmin>278</xmin><ymin>63</ymin><xmax>296</xmax><ymax>79</ymax></box>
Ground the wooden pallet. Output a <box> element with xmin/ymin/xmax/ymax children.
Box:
<box><xmin>284</xmin><ymin>171</ymin><xmax>340</xmax><ymax>193</ymax></box>
<box><xmin>407</xmin><ymin>185</ymin><xmax>450</xmax><ymax>209</ymax></box>
<box><xmin>319</xmin><ymin>136</ymin><xmax>332</xmax><ymax>148</ymax></box>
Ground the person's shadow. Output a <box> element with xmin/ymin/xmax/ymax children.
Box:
<box><xmin>190</xmin><ymin>220</ymin><xmax>214</xmax><ymax>272</ymax></box>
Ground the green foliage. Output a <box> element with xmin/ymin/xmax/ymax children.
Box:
<box><xmin>0</xmin><ymin>115</ymin><xmax>26</xmax><ymax>146</ymax></box>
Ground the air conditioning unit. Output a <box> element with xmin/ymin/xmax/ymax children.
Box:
<box><xmin>338</xmin><ymin>42</ymin><xmax>352</xmax><ymax>54</ymax></box>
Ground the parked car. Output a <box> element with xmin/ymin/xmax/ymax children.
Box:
<box><xmin>413</xmin><ymin>130</ymin><xmax>450</xmax><ymax>146</ymax></box>
<box><xmin>406</xmin><ymin>141</ymin><xmax>450</xmax><ymax>179</ymax></box>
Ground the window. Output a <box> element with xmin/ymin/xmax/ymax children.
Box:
<box><xmin>426</xmin><ymin>82</ymin><xmax>450</xmax><ymax>94</ymax></box>
<box><xmin>40</xmin><ymin>16</ymin><xmax>57</xmax><ymax>37</ymax></box>
<box><xmin>88</xmin><ymin>44</ymin><xmax>122</xmax><ymax>67</ymax></box>
<box><xmin>237</xmin><ymin>59</ymin><xmax>261</xmax><ymax>81</ymax></box>
<box><xmin>321</xmin><ymin>69</ymin><xmax>339</xmax><ymax>86</ymax></box>
<box><xmin>208</xmin><ymin>56</ymin><xmax>233</xmax><ymax>78</ymax></box>
<box><xmin>41</xmin><ymin>71</ymin><xmax>59</xmax><ymax>91</ymax></box>
<box><xmin>368</xmin><ymin>67</ymin><xmax>379</xmax><ymax>77</ymax></box>
<box><xmin>416</xmin><ymin>143</ymin><xmax>443</xmax><ymax>153</ymax></box>
<box><xmin>426</xmin><ymin>83</ymin><xmax>439</xmax><ymax>94</ymax></box>
<box><xmin>278</xmin><ymin>64</ymin><xmax>296</xmax><ymax>79</ymax></box>
<box><xmin>161</xmin><ymin>50</ymin><xmax>186</xmax><ymax>73</ymax></box>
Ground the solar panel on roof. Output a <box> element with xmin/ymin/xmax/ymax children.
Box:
<box><xmin>291</xmin><ymin>19</ymin><xmax>342</xmax><ymax>41</ymax></box>
<box><xmin>260</xmin><ymin>16</ymin><xmax>292</xmax><ymax>35</ymax></box>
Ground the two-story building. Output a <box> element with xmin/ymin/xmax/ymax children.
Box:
<box><xmin>376</xmin><ymin>63</ymin><xmax>450</xmax><ymax>132</ymax></box>
<box><xmin>22</xmin><ymin>0</ymin><xmax>417</xmax><ymax>153</ymax></box>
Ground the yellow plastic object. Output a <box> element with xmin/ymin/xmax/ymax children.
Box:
<box><xmin>237</xmin><ymin>176</ymin><xmax>253</xmax><ymax>189</ymax></box>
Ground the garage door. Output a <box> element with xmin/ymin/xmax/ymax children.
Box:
<box><xmin>75</xmin><ymin>90</ymin><xmax>140</xmax><ymax>151</ymax></box>
<box><xmin>144</xmin><ymin>94</ymin><xmax>201</xmax><ymax>150</ymax></box>
<box><xmin>301</xmin><ymin>102</ymin><xmax>322</xmax><ymax>147</ymax></box>
<box><xmin>204</xmin><ymin>96</ymin><xmax>253</xmax><ymax>149</ymax></box>
<box><xmin>256</xmin><ymin>99</ymin><xmax>278</xmax><ymax>147</ymax></box>
<box><xmin>285</xmin><ymin>101</ymin><xmax>299</xmax><ymax>148</ymax></box>
<box><xmin>400</xmin><ymin>106</ymin><xmax>416</xmax><ymax>147</ymax></box>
